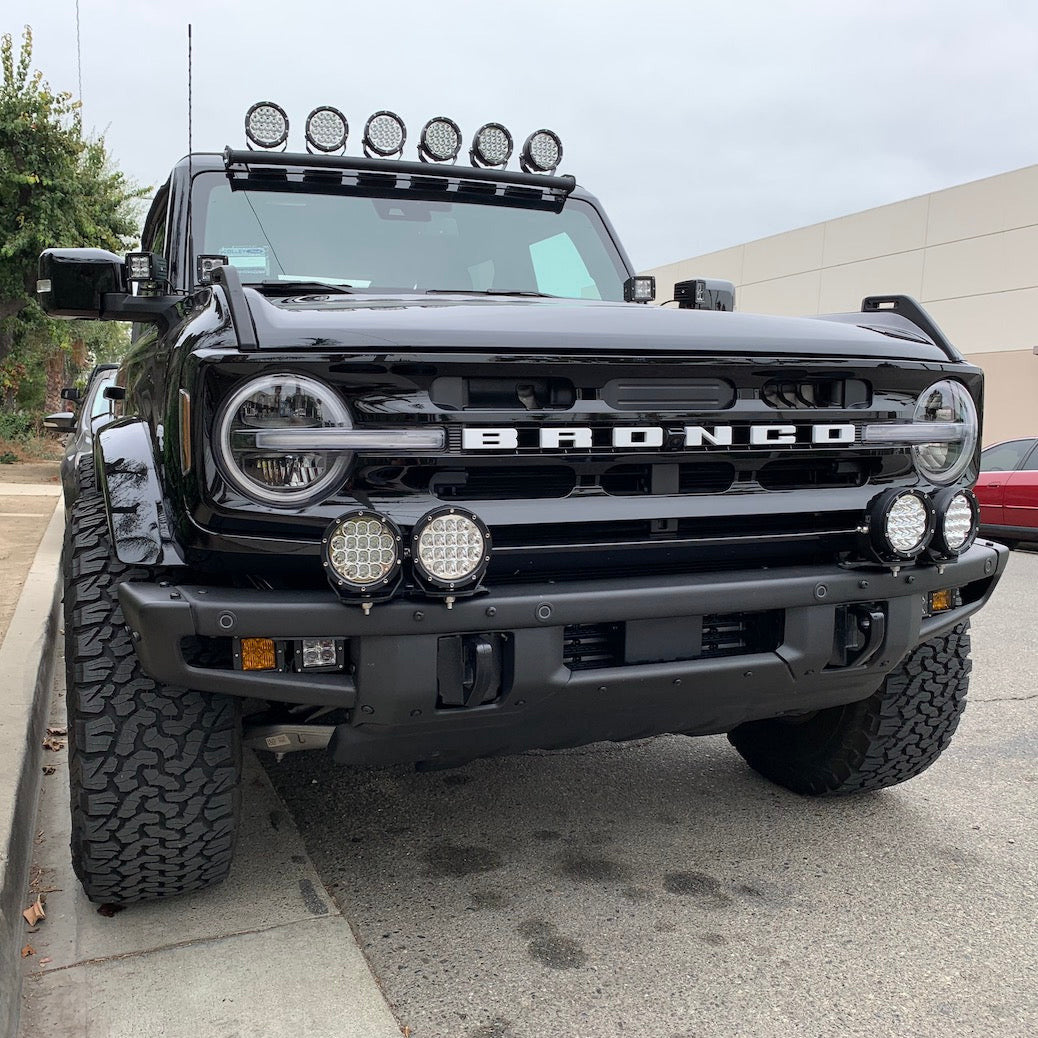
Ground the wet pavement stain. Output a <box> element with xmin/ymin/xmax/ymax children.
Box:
<box><xmin>298</xmin><ymin>877</ymin><xmax>329</xmax><ymax>915</ymax></box>
<box><xmin>467</xmin><ymin>889</ymin><xmax>511</xmax><ymax>911</ymax></box>
<box><xmin>554</xmin><ymin>853</ymin><xmax>629</xmax><ymax>883</ymax></box>
<box><xmin>518</xmin><ymin>919</ymin><xmax>589</xmax><ymax>970</ymax></box>
<box><xmin>532</xmin><ymin>828</ymin><xmax>562</xmax><ymax>841</ymax></box>
<box><xmin>442</xmin><ymin>773</ymin><xmax>474</xmax><ymax>787</ymax></box>
<box><xmin>663</xmin><ymin>870</ymin><xmax>733</xmax><ymax>906</ymax></box>
<box><xmin>426</xmin><ymin>842</ymin><xmax>503</xmax><ymax>877</ymax></box>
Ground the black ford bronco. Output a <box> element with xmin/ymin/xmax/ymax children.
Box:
<box><xmin>39</xmin><ymin>105</ymin><xmax>1008</xmax><ymax>904</ymax></box>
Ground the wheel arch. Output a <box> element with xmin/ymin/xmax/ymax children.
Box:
<box><xmin>93</xmin><ymin>418</ymin><xmax>185</xmax><ymax>566</ymax></box>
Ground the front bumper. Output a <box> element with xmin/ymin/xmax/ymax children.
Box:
<box><xmin>119</xmin><ymin>540</ymin><xmax>1008</xmax><ymax>766</ymax></box>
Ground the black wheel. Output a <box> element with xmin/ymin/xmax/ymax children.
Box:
<box><xmin>63</xmin><ymin>471</ymin><xmax>241</xmax><ymax>903</ymax></box>
<box><xmin>727</xmin><ymin>622</ymin><xmax>971</xmax><ymax>796</ymax></box>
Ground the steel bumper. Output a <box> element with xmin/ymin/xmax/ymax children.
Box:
<box><xmin>118</xmin><ymin>540</ymin><xmax>1008</xmax><ymax>765</ymax></box>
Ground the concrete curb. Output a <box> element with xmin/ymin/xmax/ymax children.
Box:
<box><xmin>0</xmin><ymin>502</ymin><xmax>64</xmax><ymax>1038</ymax></box>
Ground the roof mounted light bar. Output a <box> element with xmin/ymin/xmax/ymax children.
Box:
<box><xmin>221</xmin><ymin>147</ymin><xmax>577</xmax><ymax>195</ymax></box>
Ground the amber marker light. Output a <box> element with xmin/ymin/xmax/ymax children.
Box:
<box><xmin>237</xmin><ymin>638</ymin><xmax>279</xmax><ymax>671</ymax></box>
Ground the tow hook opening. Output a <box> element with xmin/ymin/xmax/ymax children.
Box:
<box><xmin>437</xmin><ymin>633</ymin><xmax>507</xmax><ymax>708</ymax></box>
<box><xmin>828</xmin><ymin>604</ymin><xmax>886</xmax><ymax>669</ymax></box>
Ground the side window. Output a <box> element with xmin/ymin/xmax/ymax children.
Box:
<box><xmin>529</xmin><ymin>233</ymin><xmax>601</xmax><ymax>300</ymax></box>
<box><xmin>980</xmin><ymin>439</ymin><xmax>1036</xmax><ymax>472</ymax></box>
<box><xmin>1021</xmin><ymin>442</ymin><xmax>1038</xmax><ymax>471</ymax></box>
<box><xmin>133</xmin><ymin>184</ymin><xmax>171</xmax><ymax>342</ymax></box>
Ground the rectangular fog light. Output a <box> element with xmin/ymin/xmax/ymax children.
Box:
<box><xmin>928</xmin><ymin>588</ymin><xmax>961</xmax><ymax>613</ymax></box>
<box><xmin>296</xmin><ymin>638</ymin><xmax>345</xmax><ymax>672</ymax></box>
<box><xmin>237</xmin><ymin>637</ymin><xmax>279</xmax><ymax>671</ymax></box>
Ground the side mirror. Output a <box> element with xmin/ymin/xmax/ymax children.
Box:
<box><xmin>674</xmin><ymin>278</ymin><xmax>736</xmax><ymax>312</ymax></box>
<box><xmin>38</xmin><ymin>249</ymin><xmax>125</xmax><ymax>319</ymax></box>
<box><xmin>44</xmin><ymin>412</ymin><xmax>77</xmax><ymax>432</ymax></box>
<box><xmin>38</xmin><ymin>248</ymin><xmax>179</xmax><ymax>326</ymax></box>
<box><xmin>60</xmin><ymin>387</ymin><xmax>81</xmax><ymax>403</ymax></box>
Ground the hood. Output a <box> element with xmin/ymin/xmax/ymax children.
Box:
<box><xmin>241</xmin><ymin>291</ymin><xmax>953</xmax><ymax>362</ymax></box>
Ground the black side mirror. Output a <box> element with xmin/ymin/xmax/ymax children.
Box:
<box><xmin>38</xmin><ymin>249</ymin><xmax>125</xmax><ymax>319</ymax></box>
<box><xmin>60</xmin><ymin>387</ymin><xmax>81</xmax><ymax>403</ymax></box>
<box><xmin>674</xmin><ymin>278</ymin><xmax>736</xmax><ymax>312</ymax></box>
<box><xmin>44</xmin><ymin>412</ymin><xmax>77</xmax><ymax>432</ymax></box>
<box><xmin>38</xmin><ymin>248</ymin><xmax>179</xmax><ymax>326</ymax></box>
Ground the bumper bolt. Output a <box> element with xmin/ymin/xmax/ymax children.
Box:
<box><xmin>413</xmin><ymin>610</ymin><xmax>424</xmax><ymax>621</ymax></box>
<box><xmin>984</xmin><ymin>559</ymin><xmax>994</xmax><ymax>574</ymax></box>
<box><xmin>486</xmin><ymin>606</ymin><xmax>497</xmax><ymax>618</ymax></box>
<box><xmin>598</xmin><ymin>685</ymin><xmax>607</xmax><ymax>693</ymax></box>
<box><xmin>858</xmin><ymin>579</ymin><xmax>869</xmax><ymax>589</ymax></box>
<box><xmin>410</xmin><ymin>709</ymin><xmax>422</xmax><ymax>718</ymax></box>
<box><xmin>906</xmin><ymin>575</ymin><xmax>915</xmax><ymax>584</ymax></box>
<box><xmin>673</xmin><ymin>678</ymin><xmax>681</xmax><ymax>686</ymax></box>
<box><xmin>361</xmin><ymin>705</ymin><xmax>374</xmax><ymax>715</ymax></box>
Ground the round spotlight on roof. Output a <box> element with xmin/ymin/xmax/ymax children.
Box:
<box><xmin>305</xmin><ymin>106</ymin><xmax>349</xmax><ymax>154</ymax></box>
<box><xmin>520</xmin><ymin>128</ymin><xmax>563</xmax><ymax>174</ymax></box>
<box><xmin>470</xmin><ymin>122</ymin><xmax>513</xmax><ymax>168</ymax></box>
<box><xmin>363</xmin><ymin>111</ymin><xmax>406</xmax><ymax>158</ymax></box>
<box><xmin>245</xmin><ymin>101</ymin><xmax>290</xmax><ymax>150</ymax></box>
<box><xmin>419</xmin><ymin>116</ymin><xmax>462</xmax><ymax>163</ymax></box>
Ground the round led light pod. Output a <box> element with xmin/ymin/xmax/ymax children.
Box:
<box><xmin>865</xmin><ymin>488</ymin><xmax>936</xmax><ymax>563</ymax></box>
<box><xmin>305</xmin><ymin>106</ymin><xmax>348</xmax><ymax>153</ymax></box>
<box><xmin>470</xmin><ymin>122</ymin><xmax>513</xmax><ymax>168</ymax></box>
<box><xmin>419</xmin><ymin>116</ymin><xmax>462</xmax><ymax>163</ymax></box>
<box><xmin>363</xmin><ymin>111</ymin><xmax>406</xmax><ymax>157</ymax></box>
<box><xmin>245</xmin><ymin>101</ymin><xmax>289</xmax><ymax>150</ymax></box>
<box><xmin>928</xmin><ymin>488</ymin><xmax>980</xmax><ymax>559</ymax></box>
<box><xmin>322</xmin><ymin>510</ymin><xmax>403</xmax><ymax>598</ymax></box>
<box><xmin>520</xmin><ymin>128</ymin><xmax>562</xmax><ymax>173</ymax></box>
<box><xmin>412</xmin><ymin>506</ymin><xmax>491</xmax><ymax>591</ymax></box>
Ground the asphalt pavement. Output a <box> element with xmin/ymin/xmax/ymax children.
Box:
<box><xmin>266</xmin><ymin>549</ymin><xmax>1038</xmax><ymax>1038</ymax></box>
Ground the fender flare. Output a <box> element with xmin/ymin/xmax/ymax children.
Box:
<box><xmin>94</xmin><ymin>419</ymin><xmax>185</xmax><ymax>567</ymax></box>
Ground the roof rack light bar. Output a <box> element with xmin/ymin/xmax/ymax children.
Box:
<box><xmin>221</xmin><ymin>147</ymin><xmax>576</xmax><ymax>195</ymax></box>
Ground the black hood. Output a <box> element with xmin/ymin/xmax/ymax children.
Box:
<box><xmin>242</xmin><ymin>292</ymin><xmax>951</xmax><ymax>362</ymax></box>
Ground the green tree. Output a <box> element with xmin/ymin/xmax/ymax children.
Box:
<box><xmin>0</xmin><ymin>25</ymin><xmax>145</xmax><ymax>412</ymax></box>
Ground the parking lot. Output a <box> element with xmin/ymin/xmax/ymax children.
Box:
<box><xmin>266</xmin><ymin>548</ymin><xmax>1038</xmax><ymax>1038</ymax></box>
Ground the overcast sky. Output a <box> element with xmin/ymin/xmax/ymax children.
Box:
<box><xmin>12</xmin><ymin>0</ymin><xmax>1038</xmax><ymax>271</ymax></box>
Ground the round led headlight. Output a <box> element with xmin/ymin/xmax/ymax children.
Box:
<box><xmin>865</xmin><ymin>488</ymin><xmax>936</xmax><ymax>563</ymax></box>
<box><xmin>363</xmin><ymin>111</ymin><xmax>406</xmax><ymax>157</ymax></box>
<box><xmin>245</xmin><ymin>101</ymin><xmax>289</xmax><ymax>150</ymax></box>
<box><xmin>520</xmin><ymin>129</ymin><xmax>563</xmax><ymax>174</ymax></box>
<box><xmin>470</xmin><ymin>122</ymin><xmax>513</xmax><ymax>168</ymax></box>
<box><xmin>216</xmin><ymin>374</ymin><xmax>352</xmax><ymax>506</ymax></box>
<box><xmin>419</xmin><ymin>117</ymin><xmax>462</xmax><ymax>163</ymax></box>
<box><xmin>322</xmin><ymin>510</ymin><xmax>403</xmax><ymax>594</ymax></box>
<box><xmin>911</xmin><ymin>380</ymin><xmax>978</xmax><ymax>486</ymax></box>
<box><xmin>412</xmin><ymin>507</ymin><xmax>491</xmax><ymax>590</ymax></box>
<box><xmin>929</xmin><ymin>488</ymin><xmax>979</xmax><ymax>559</ymax></box>
<box><xmin>305</xmin><ymin>106</ymin><xmax>348</xmax><ymax>153</ymax></box>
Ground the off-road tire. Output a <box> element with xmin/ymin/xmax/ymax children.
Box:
<box><xmin>63</xmin><ymin>471</ymin><xmax>241</xmax><ymax>903</ymax></box>
<box><xmin>727</xmin><ymin>622</ymin><xmax>971</xmax><ymax>796</ymax></box>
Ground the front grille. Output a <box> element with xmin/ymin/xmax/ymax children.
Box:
<box><xmin>562</xmin><ymin>611</ymin><xmax>784</xmax><ymax>672</ymax></box>
<box><xmin>761</xmin><ymin>377</ymin><xmax>871</xmax><ymax>409</ymax></box>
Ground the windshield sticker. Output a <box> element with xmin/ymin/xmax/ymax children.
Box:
<box><xmin>219</xmin><ymin>246</ymin><xmax>268</xmax><ymax>277</ymax></box>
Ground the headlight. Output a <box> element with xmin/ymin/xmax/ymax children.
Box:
<box><xmin>322</xmin><ymin>510</ymin><xmax>403</xmax><ymax>596</ymax></box>
<box><xmin>911</xmin><ymin>380</ymin><xmax>978</xmax><ymax>485</ymax></box>
<box><xmin>929</xmin><ymin>488</ymin><xmax>979</xmax><ymax>559</ymax></box>
<box><xmin>864</xmin><ymin>488</ymin><xmax>935</xmax><ymax>563</ymax></box>
<box><xmin>217</xmin><ymin>374</ymin><xmax>352</xmax><ymax>505</ymax></box>
<box><xmin>412</xmin><ymin>507</ymin><xmax>491</xmax><ymax>590</ymax></box>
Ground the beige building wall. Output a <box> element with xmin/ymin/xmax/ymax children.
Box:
<box><xmin>644</xmin><ymin>164</ymin><xmax>1038</xmax><ymax>446</ymax></box>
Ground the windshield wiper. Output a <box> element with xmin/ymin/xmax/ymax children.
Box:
<box><xmin>253</xmin><ymin>280</ymin><xmax>355</xmax><ymax>295</ymax></box>
<box><xmin>424</xmin><ymin>288</ymin><xmax>556</xmax><ymax>298</ymax></box>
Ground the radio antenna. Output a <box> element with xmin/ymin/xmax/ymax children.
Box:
<box><xmin>187</xmin><ymin>24</ymin><xmax>194</xmax><ymax>287</ymax></box>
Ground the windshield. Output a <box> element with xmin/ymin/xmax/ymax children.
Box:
<box><xmin>192</xmin><ymin>174</ymin><xmax>627</xmax><ymax>301</ymax></box>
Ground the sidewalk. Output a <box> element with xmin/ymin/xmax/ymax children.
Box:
<box><xmin>19</xmin><ymin>664</ymin><xmax>403</xmax><ymax>1038</ymax></box>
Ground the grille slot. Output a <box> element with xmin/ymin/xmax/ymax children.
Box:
<box><xmin>563</xmin><ymin>623</ymin><xmax>624</xmax><ymax>671</ymax></box>
<box><xmin>430</xmin><ymin>466</ymin><xmax>575</xmax><ymax>500</ymax></box>
<box><xmin>601</xmin><ymin>378</ymin><xmax>735</xmax><ymax>410</ymax></box>
<box><xmin>757</xmin><ymin>458</ymin><xmax>875</xmax><ymax>490</ymax></box>
<box><xmin>761</xmin><ymin>378</ymin><xmax>871</xmax><ymax>409</ymax></box>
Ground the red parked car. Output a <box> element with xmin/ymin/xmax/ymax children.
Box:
<box><xmin>975</xmin><ymin>438</ymin><xmax>1038</xmax><ymax>546</ymax></box>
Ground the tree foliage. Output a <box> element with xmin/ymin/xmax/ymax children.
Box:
<box><xmin>0</xmin><ymin>25</ymin><xmax>145</xmax><ymax>412</ymax></box>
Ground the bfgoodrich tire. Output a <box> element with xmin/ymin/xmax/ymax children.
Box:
<box><xmin>63</xmin><ymin>481</ymin><xmax>241</xmax><ymax>904</ymax></box>
<box><xmin>727</xmin><ymin>622</ymin><xmax>971</xmax><ymax>796</ymax></box>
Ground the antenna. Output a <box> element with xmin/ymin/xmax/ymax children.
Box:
<box><xmin>187</xmin><ymin>24</ymin><xmax>194</xmax><ymax>288</ymax></box>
